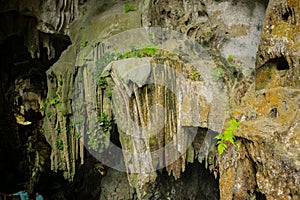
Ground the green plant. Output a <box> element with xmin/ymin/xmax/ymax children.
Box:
<box><xmin>227</xmin><ymin>54</ymin><xmax>233</xmax><ymax>62</ymax></box>
<box><xmin>41</xmin><ymin>101</ymin><xmax>48</xmax><ymax>112</ymax></box>
<box><xmin>121</xmin><ymin>51</ymin><xmax>133</xmax><ymax>59</ymax></box>
<box><xmin>97</xmin><ymin>77</ymin><xmax>107</xmax><ymax>90</ymax></box>
<box><xmin>76</xmin><ymin>132</ymin><xmax>82</xmax><ymax>139</ymax></box>
<box><xmin>106</xmin><ymin>90</ymin><xmax>112</xmax><ymax>98</ymax></box>
<box><xmin>189</xmin><ymin>71</ymin><xmax>199</xmax><ymax>80</ymax></box>
<box><xmin>56</xmin><ymin>123</ymin><xmax>61</xmax><ymax>133</ymax></box>
<box><xmin>94</xmin><ymin>46</ymin><xmax>158</xmax><ymax>88</ymax></box>
<box><xmin>58</xmin><ymin>80</ymin><xmax>63</xmax><ymax>86</ymax></box>
<box><xmin>215</xmin><ymin>119</ymin><xmax>240</xmax><ymax>155</ymax></box>
<box><xmin>56</xmin><ymin>139</ymin><xmax>63</xmax><ymax>150</ymax></box>
<box><xmin>121</xmin><ymin>45</ymin><xmax>159</xmax><ymax>59</ymax></box>
<box><xmin>81</xmin><ymin>40</ymin><xmax>89</xmax><ymax>47</ymax></box>
<box><xmin>46</xmin><ymin>111</ymin><xmax>52</xmax><ymax>117</ymax></box>
<box><xmin>96</xmin><ymin>52</ymin><xmax>120</xmax><ymax>69</ymax></box>
<box><xmin>88</xmin><ymin>138</ymin><xmax>99</xmax><ymax>151</ymax></box>
<box><xmin>98</xmin><ymin>113</ymin><xmax>111</xmax><ymax>132</ymax></box>
<box><xmin>124</xmin><ymin>4</ymin><xmax>136</xmax><ymax>13</ymax></box>
<box><xmin>49</xmin><ymin>99</ymin><xmax>56</xmax><ymax>105</ymax></box>
<box><xmin>148</xmin><ymin>32</ymin><xmax>154</xmax><ymax>43</ymax></box>
<box><xmin>138</xmin><ymin>45</ymin><xmax>158</xmax><ymax>57</ymax></box>
<box><xmin>212</xmin><ymin>67</ymin><xmax>225</xmax><ymax>81</ymax></box>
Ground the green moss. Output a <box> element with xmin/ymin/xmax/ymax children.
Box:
<box><xmin>81</xmin><ymin>40</ymin><xmax>89</xmax><ymax>47</ymax></box>
<box><xmin>121</xmin><ymin>45</ymin><xmax>159</xmax><ymax>58</ymax></box>
<box><xmin>227</xmin><ymin>54</ymin><xmax>233</xmax><ymax>62</ymax></box>
<box><xmin>76</xmin><ymin>132</ymin><xmax>82</xmax><ymax>139</ymax></box>
<box><xmin>56</xmin><ymin>139</ymin><xmax>63</xmax><ymax>150</ymax></box>
<box><xmin>124</xmin><ymin>4</ymin><xmax>136</xmax><ymax>13</ymax></box>
<box><xmin>211</xmin><ymin>67</ymin><xmax>224</xmax><ymax>81</ymax></box>
<box><xmin>149</xmin><ymin>135</ymin><xmax>156</xmax><ymax>146</ymax></box>
<box><xmin>106</xmin><ymin>90</ymin><xmax>112</xmax><ymax>98</ymax></box>
<box><xmin>98</xmin><ymin>113</ymin><xmax>111</xmax><ymax>132</ymax></box>
<box><xmin>189</xmin><ymin>71</ymin><xmax>199</xmax><ymax>80</ymax></box>
<box><xmin>88</xmin><ymin>138</ymin><xmax>99</xmax><ymax>151</ymax></box>
<box><xmin>97</xmin><ymin>77</ymin><xmax>107</xmax><ymax>90</ymax></box>
<box><xmin>46</xmin><ymin>111</ymin><xmax>52</xmax><ymax>117</ymax></box>
<box><xmin>121</xmin><ymin>51</ymin><xmax>133</xmax><ymax>59</ymax></box>
<box><xmin>129</xmin><ymin>173</ymin><xmax>139</xmax><ymax>188</ymax></box>
<box><xmin>56</xmin><ymin>122</ymin><xmax>61</xmax><ymax>133</ymax></box>
<box><xmin>49</xmin><ymin>95</ymin><xmax>60</xmax><ymax>106</ymax></box>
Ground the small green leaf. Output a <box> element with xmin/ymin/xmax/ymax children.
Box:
<box><xmin>81</xmin><ymin>40</ymin><xmax>89</xmax><ymax>47</ymax></box>
<box><xmin>124</xmin><ymin>4</ymin><xmax>136</xmax><ymax>13</ymax></box>
<box><xmin>217</xmin><ymin>142</ymin><xmax>227</xmax><ymax>155</ymax></box>
<box><xmin>215</xmin><ymin>119</ymin><xmax>240</xmax><ymax>155</ymax></box>
<box><xmin>227</xmin><ymin>54</ymin><xmax>233</xmax><ymax>62</ymax></box>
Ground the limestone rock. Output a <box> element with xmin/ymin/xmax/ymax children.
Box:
<box><xmin>219</xmin><ymin>1</ymin><xmax>300</xmax><ymax>199</ymax></box>
<box><xmin>2</xmin><ymin>0</ymin><xmax>299</xmax><ymax>199</ymax></box>
<box><xmin>256</xmin><ymin>0</ymin><xmax>300</xmax><ymax>89</ymax></box>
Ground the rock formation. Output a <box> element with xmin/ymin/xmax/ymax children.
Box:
<box><xmin>0</xmin><ymin>0</ymin><xmax>298</xmax><ymax>199</ymax></box>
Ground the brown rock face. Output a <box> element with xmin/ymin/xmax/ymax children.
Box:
<box><xmin>228</xmin><ymin>86</ymin><xmax>300</xmax><ymax>200</ymax></box>
<box><xmin>1</xmin><ymin>0</ymin><xmax>300</xmax><ymax>199</ymax></box>
<box><xmin>256</xmin><ymin>0</ymin><xmax>300</xmax><ymax>89</ymax></box>
<box><xmin>219</xmin><ymin>0</ymin><xmax>300</xmax><ymax>199</ymax></box>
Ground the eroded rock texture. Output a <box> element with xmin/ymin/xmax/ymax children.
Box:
<box><xmin>219</xmin><ymin>0</ymin><xmax>300</xmax><ymax>199</ymax></box>
<box><xmin>1</xmin><ymin>0</ymin><xmax>299</xmax><ymax>199</ymax></box>
<box><xmin>0</xmin><ymin>0</ymin><xmax>75</xmax><ymax>194</ymax></box>
<box><xmin>256</xmin><ymin>0</ymin><xmax>300</xmax><ymax>89</ymax></box>
<box><xmin>70</xmin><ymin>26</ymin><xmax>227</xmax><ymax>198</ymax></box>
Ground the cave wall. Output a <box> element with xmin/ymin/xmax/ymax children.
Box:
<box><xmin>0</xmin><ymin>0</ymin><xmax>74</xmax><ymax>193</ymax></box>
<box><xmin>0</xmin><ymin>0</ymin><xmax>299</xmax><ymax>199</ymax></box>
<box><xmin>220</xmin><ymin>0</ymin><xmax>300</xmax><ymax>199</ymax></box>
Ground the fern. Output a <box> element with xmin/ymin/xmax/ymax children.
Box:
<box><xmin>217</xmin><ymin>141</ymin><xmax>227</xmax><ymax>155</ymax></box>
<box><xmin>215</xmin><ymin>119</ymin><xmax>240</xmax><ymax>155</ymax></box>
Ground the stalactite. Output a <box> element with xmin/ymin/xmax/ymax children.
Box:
<box><xmin>97</xmin><ymin>49</ymin><xmax>221</xmax><ymax>195</ymax></box>
<box><xmin>25</xmin><ymin>19</ymin><xmax>40</xmax><ymax>59</ymax></box>
<box><xmin>39</xmin><ymin>0</ymin><xmax>78</xmax><ymax>34</ymax></box>
<box><xmin>43</xmin><ymin>48</ymin><xmax>79</xmax><ymax>181</ymax></box>
<box><xmin>41</xmin><ymin>34</ymin><xmax>55</xmax><ymax>60</ymax></box>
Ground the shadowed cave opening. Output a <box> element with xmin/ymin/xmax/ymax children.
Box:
<box><xmin>99</xmin><ymin>161</ymin><xmax>220</xmax><ymax>200</ymax></box>
<box><xmin>150</xmin><ymin>161</ymin><xmax>220</xmax><ymax>200</ymax></box>
<box><xmin>255</xmin><ymin>56</ymin><xmax>290</xmax><ymax>90</ymax></box>
<box><xmin>98</xmin><ymin>124</ymin><xmax>221</xmax><ymax>200</ymax></box>
<box><xmin>0</xmin><ymin>11</ymin><xmax>71</xmax><ymax>193</ymax></box>
<box><xmin>275</xmin><ymin>56</ymin><xmax>289</xmax><ymax>71</ymax></box>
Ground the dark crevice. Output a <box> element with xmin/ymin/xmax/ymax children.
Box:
<box><xmin>259</xmin><ymin>54</ymin><xmax>264</xmax><ymax>61</ymax></box>
<box><xmin>187</xmin><ymin>27</ymin><xmax>196</xmax><ymax>37</ymax></box>
<box><xmin>275</xmin><ymin>57</ymin><xmax>289</xmax><ymax>71</ymax></box>
<box><xmin>242</xmin><ymin>139</ymin><xmax>267</xmax><ymax>200</ymax></box>
<box><xmin>282</xmin><ymin>6</ymin><xmax>295</xmax><ymax>25</ymax></box>
<box><xmin>255</xmin><ymin>189</ymin><xmax>267</xmax><ymax>200</ymax></box>
<box><xmin>256</xmin><ymin>56</ymin><xmax>290</xmax><ymax>89</ymax></box>
<box><xmin>150</xmin><ymin>162</ymin><xmax>219</xmax><ymax>200</ymax></box>
<box><xmin>269</xmin><ymin>107</ymin><xmax>278</xmax><ymax>118</ymax></box>
<box><xmin>0</xmin><ymin>10</ymin><xmax>71</xmax><ymax>193</ymax></box>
